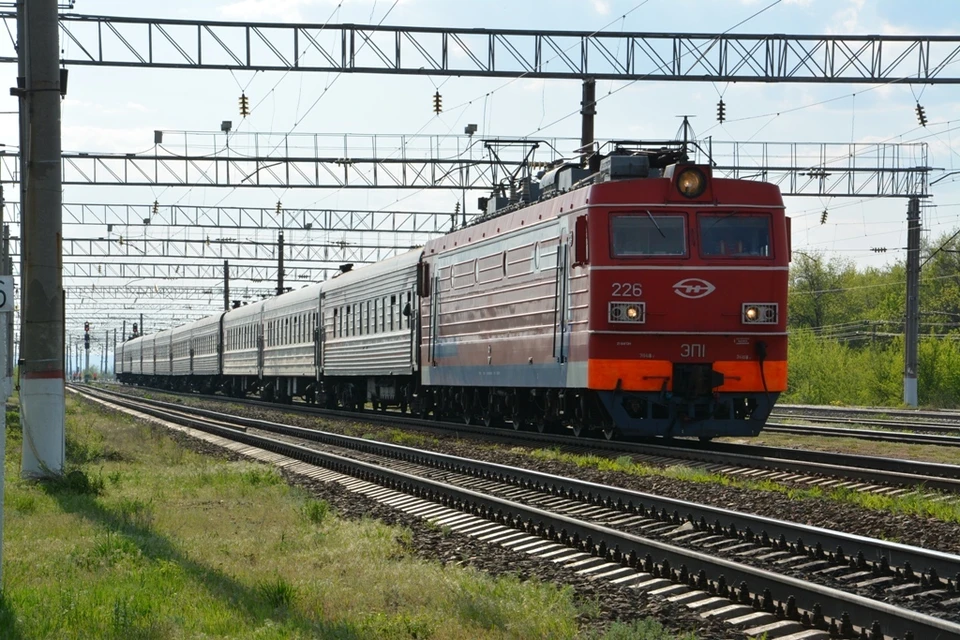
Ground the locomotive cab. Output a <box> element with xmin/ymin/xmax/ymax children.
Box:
<box><xmin>582</xmin><ymin>160</ymin><xmax>789</xmax><ymax>438</ymax></box>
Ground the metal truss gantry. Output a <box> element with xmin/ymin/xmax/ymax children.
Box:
<box><xmin>5</xmin><ymin>202</ymin><xmax>461</xmax><ymax>234</ymax></box>
<box><xmin>3</xmin><ymin>13</ymin><xmax>960</xmax><ymax>83</ymax></box>
<box><xmin>66</xmin><ymin>285</ymin><xmax>277</xmax><ymax>301</ymax></box>
<box><xmin>0</xmin><ymin>138</ymin><xmax>931</xmax><ymax>196</ymax></box>
<box><xmin>29</xmin><ymin>262</ymin><xmax>333</xmax><ymax>281</ymax></box>
<box><xmin>9</xmin><ymin>237</ymin><xmax>417</xmax><ymax>264</ymax></box>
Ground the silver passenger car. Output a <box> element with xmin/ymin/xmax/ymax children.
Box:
<box><xmin>154</xmin><ymin>329</ymin><xmax>174</xmax><ymax>377</ymax></box>
<box><xmin>190</xmin><ymin>313</ymin><xmax>224</xmax><ymax>377</ymax></box>
<box><xmin>222</xmin><ymin>301</ymin><xmax>264</xmax><ymax>380</ymax></box>
<box><xmin>321</xmin><ymin>250</ymin><xmax>422</xmax><ymax>406</ymax></box>
<box><xmin>262</xmin><ymin>284</ymin><xmax>321</xmax><ymax>399</ymax></box>
<box><xmin>170</xmin><ymin>321</ymin><xmax>193</xmax><ymax>377</ymax></box>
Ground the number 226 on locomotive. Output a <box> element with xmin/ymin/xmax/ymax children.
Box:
<box><xmin>421</xmin><ymin>144</ymin><xmax>789</xmax><ymax>439</ymax></box>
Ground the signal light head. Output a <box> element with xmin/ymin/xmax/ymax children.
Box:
<box><xmin>675</xmin><ymin>167</ymin><xmax>707</xmax><ymax>198</ymax></box>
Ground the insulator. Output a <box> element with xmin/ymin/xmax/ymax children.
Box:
<box><xmin>276</xmin><ymin>201</ymin><xmax>282</xmax><ymax>214</ymax></box>
<box><xmin>871</xmin><ymin>247</ymin><xmax>888</xmax><ymax>253</ymax></box>
<box><xmin>152</xmin><ymin>200</ymin><xmax>159</xmax><ymax>215</ymax></box>
<box><xmin>454</xmin><ymin>201</ymin><xmax>461</xmax><ymax>214</ymax></box>
<box><xmin>820</xmin><ymin>210</ymin><xmax>828</xmax><ymax>225</ymax></box>
<box><xmin>239</xmin><ymin>93</ymin><xmax>251</xmax><ymax>117</ymax></box>
<box><xmin>432</xmin><ymin>91</ymin><xmax>442</xmax><ymax>115</ymax></box>
<box><xmin>717</xmin><ymin>99</ymin><xmax>726</xmax><ymax>123</ymax></box>
<box><xmin>916</xmin><ymin>102</ymin><xmax>928</xmax><ymax>127</ymax></box>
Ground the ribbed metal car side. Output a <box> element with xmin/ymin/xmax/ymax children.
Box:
<box><xmin>154</xmin><ymin>329</ymin><xmax>174</xmax><ymax>377</ymax></box>
<box><xmin>262</xmin><ymin>285</ymin><xmax>321</xmax><ymax>380</ymax></box>
<box><xmin>191</xmin><ymin>313</ymin><xmax>224</xmax><ymax>377</ymax></box>
<box><xmin>222</xmin><ymin>302</ymin><xmax>264</xmax><ymax>378</ymax></box>
<box><xmin>321</xmin><ymin>250</ymin><xmax>421</xmax><ymax>378</ymax></box>
<box><xmin>141</xmin><ymin>334</ymin><xmax>157</xmax><ymax>376</ymax></box>
<box><xmin>170</xmin><ymin>322</ymin><xmax>192</xmax><ymax>376</ymax></box>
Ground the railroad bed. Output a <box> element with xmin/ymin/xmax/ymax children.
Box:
<box><xmin>92</xmin><ymin>383</ymin><xmax>960</xmax><ymax>498</ymax></box>
<box><xmin>74</xmin><ymin>385</ymin><xmax>960</xmax><ymax>640</ymax></box>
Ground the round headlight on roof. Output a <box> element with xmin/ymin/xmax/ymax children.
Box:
<box><xmin>676</xmin><ymin>167</ymin><xmax>707</xmax><ymax>198</ymax></box>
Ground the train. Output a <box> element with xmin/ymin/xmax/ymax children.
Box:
<box><xmin>118</xmin><ymin>143</ymin><xmax>790</xmax><ymax>439</ymax></box>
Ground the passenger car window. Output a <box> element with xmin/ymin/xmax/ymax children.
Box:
<box><xmin>699</xmin><ymin>214</ymin><xmax>771</xmax><ymax>257</ymax></box>
<box><xmin>610</xmin><ymin>214</ymin><xmax>686</xmax><ymax>257</ymax></box>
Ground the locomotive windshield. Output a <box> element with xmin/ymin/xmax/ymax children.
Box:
<box><xmin>610</xmin><ymin>214</ymin><xmax>686</xmax><ymax>257</ymax></box>
<box><xmin>699</xmin><ymin>214</ymin><xmax>771</xmax><ymax>257</ymax></box>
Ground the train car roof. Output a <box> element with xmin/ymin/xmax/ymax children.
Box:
<box><xmin>222</xmin><ymin>298</ymin><xmax>265</xmax><ymax>323</ymax></box>
<box><xmin>262</xmin><ymin>282</ymin><xmax>322</xmax><ymax>313</ymax></box>
<box><xmin>321</xmin><ymin>249</ymin><xmax>422</xmax><ymax>294</ymax></box>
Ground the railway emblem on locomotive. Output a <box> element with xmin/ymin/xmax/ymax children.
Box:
<box><xmin>672</xmin><ymin>278</ymin><xmax>716</xmax><ymax>299</ymax></box>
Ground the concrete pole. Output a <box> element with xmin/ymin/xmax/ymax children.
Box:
<box><xmin>580</xmin><ymin>78</ymin><xmax>596</xmax><ymax>168</ymax></box>
<box><xmin>224</xmin><ymin>259</ymin><xmax>230</xmax><ymax>311</ymax></box>
<box><xmin>112</xmin><ymin>328</ymin><xmax>116</xmax><ymax>378</ymax></box>
<box><xmin>104</xmin><ymin>329</ymin><xmax>108</xmax><ymax>377</ymax></box>
<box><xmin>19</xmin><ymin>0</ymin><xmax>64</xmax><ymax>477</ymax></box>
<box><xmin>122</xmin><ymin>320</ymin><xmax>126</xmax><ymax>342</ymax></box>
<box><xmin>277</xmin><ymin>231</ymin><xmax>285</xmax><ymax>296</ymax></box>
<box><xmin>904</xmin><ymin>196</ymin><xmax>921</xmax><ymax>407</ymax></box>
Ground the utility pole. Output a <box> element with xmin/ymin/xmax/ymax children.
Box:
<box><xmin>277</xmin><ymin>231</ymin><xmax>285</xmax><ymax>296</ymax></box>
<box><xmin>83</xmin><ymin>322</ymin><xmax>89</xmax><ymax>382</ymax></box>
<box><xmin>580</xmin><ymin>78</ymin><xmax>596</xmax><ymax>168</ymax></box>
<box><xmin>904</xmin><ymin>196</ymin><xmax>921</xmax><ymax>407</ymax></box>
<box><xmin>18</xmin><ymin>0</ymin><xmax>65</xmax><ymax>477</ymax></box>
<box><xmin>224</xmin><ymin>260</ymin><xmax>230</xmax><ymax>311</ymax></box>
<box><xmin>104</xmin><ymin>329</ymin><xmax>108</xmax><ymax>377</ymax></box>
<box><xmin>140</xmin><ymin>313</ymin><xmax>144</xmax><ymax>337</ymax></box>
<box><xmin>122</xmin><ymin>319</ymin><xmax>126</xmax><ymax>342</ymax></box>
<box><xmin>112</xmin><ymin>328</ymin><xmax>116</xmax><ymax>378</ymax></box>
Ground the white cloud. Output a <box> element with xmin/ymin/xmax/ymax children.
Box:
<box><xmin>590</xmin><ymin>0</ymin><xmax>611</xmax><ymax>15</ymax></box>
<box><xmin>218</xmin><ymin>0</ymin><xmax>315</xmax><ymax>22</ymax></box>
<box><xmin>218</xmin><ymin>0</ymin><xmax>409</xmax><ymax>22</ymax></box>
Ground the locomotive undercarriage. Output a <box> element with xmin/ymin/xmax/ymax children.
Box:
<box><xmin>119</xmin><ymin>372</ymin><xmax>772</xmax><ymax>439</ymax></box>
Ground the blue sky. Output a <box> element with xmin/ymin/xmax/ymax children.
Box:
<box><xmin>6</xmin><ymin>0</ymin><xmax>960</xmax><ymax>333</ymax></box>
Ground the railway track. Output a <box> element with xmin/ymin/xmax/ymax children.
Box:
<box><xmin>73</xmin><ymin>385</ymin><xmax>960</xmax><ymax>640</ymax></box>
<box><xmin>91</xmin><ymin>384</ymin><xmax>960</xmax><ymax>497</ymax></box>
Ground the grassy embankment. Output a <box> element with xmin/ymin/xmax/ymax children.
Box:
<box><xmin>0</xmin><ymin>395</ymin><xmax>703</xmax><ymax>640</ymax></box>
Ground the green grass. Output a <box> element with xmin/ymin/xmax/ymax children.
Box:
<box><xmin>2</xmin><ymin>395</ymin><xmax>703</xmax><ymax>639</ymax></box>
<box><xmin>525</xmin><ymin>447</ymin><xmax>960</xmax><ymax>524</ymax></box>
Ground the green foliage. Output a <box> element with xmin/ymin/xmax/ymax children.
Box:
<box><xmin>786</xmin><ymin>240</ymin><xmax>960</xmax><ymax>407</ymax></box>
<box><xmin>586</xmin><ymin>619</ymin><xmax>699</xmax><ymax>639</ymax></box>
<box><xmin>302</xmin><ymin>498</ymin><xmax>331</xmax><ymax>525</ymax></box>
<box><xmin>256</xmin><ymin>576</ymin><xmax>297</xmax><ymax>609</ymax></box>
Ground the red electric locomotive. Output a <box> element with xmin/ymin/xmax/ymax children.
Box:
<box><xmin>416</xmin><ymin>143</ymin><xmax>788</xmax><ymax>439</ymax></box>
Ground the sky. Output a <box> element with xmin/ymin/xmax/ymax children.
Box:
<box><xmin>5</xmin><ymin>0</ymin><xmax>960</xmax><ymax>350</ymax></box>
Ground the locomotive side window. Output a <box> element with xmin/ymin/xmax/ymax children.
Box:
<box><xmin>699</xmin><ymin>214</ymin><xmax>771</xmax><ymax>257</ymax></box>
<box><xmin>610</xmin><ymin>214</ymin><xmax>686</xmax><ymax>257</ymax></box>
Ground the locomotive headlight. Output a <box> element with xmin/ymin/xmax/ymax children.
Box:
<box><xmin>742</xmin><ymin>303</ymin><xmax>778</xmax><ymax>324</ymax></box>
<box><xmin>626</xmin><ymin>305</ymin><xmax>641</xmax><ymax>319</ymax></box>
<box><xmin>676</xmin><ymin>167</ymin><xmax>707</xmax><ymax>198</ymax></box>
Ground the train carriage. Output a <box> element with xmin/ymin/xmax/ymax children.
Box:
<box><xmin>154</xmin><ymin>329</ymin><xmax>174</xmax><ymax>378</ymax></box>
<box><xmin>141</xmin><ymin>333</ymin><xmax>157</xmax><ymax>378</ymax></box>
<box><xmin>190</xmin><ymin>313</ymin><xmax>224</xmax><ymax>384</ymax></box>
<box><xmin>221</xmin><ymin>302</ymin><xmax>264</xmax><ymax>397</ymax></box>
<box><xmin>170</xmin><ymin>322</ymin><xmax>193</xmax><ymax>380</ymax></box>
<box><xmin>261</xmin><ymin>285</ymin><xmax>321</xmax><ymax>402</ymax></box>
<box><xmin>321</xmin><ymin>250</ymin><xmax>421</xmax><ymax>410</ymax></box>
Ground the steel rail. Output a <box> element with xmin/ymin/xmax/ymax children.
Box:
<box><xmin>74</xmin><ymin>386</ymin><xmax>960</xmax><ymax>640</ymax></box>
<box><xmin>81</xmin><ymin>385</ymin><xmax>960</xmax><ymax>582</ymax></box>
<box><xmin>765</xmin><ymin>423</ymin><xmax>960</xmax><ymax>447</ymax></box>
<box><xmin>94</xmin><ymin>383</ymin><xmax>960</xmax><ymax>491</ymax></box>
